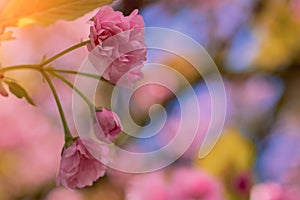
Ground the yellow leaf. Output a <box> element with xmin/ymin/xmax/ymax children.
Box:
<box><xmin>195</xmin><ymin>127</ymin><xmax>255</xmax><ymax>177</ymax></box>
<box><xmin>195</xmin><ymin>127</ymin><xmax>256</xmax><ymax>200</ymax></box>
<box><xmin>17</xmin><ymin>18</ymin><xmax>37</xmax><ymax>27</ymax></box>
<box><xmin>0</xmin><ymin>0</ymin><xmax>114</xmax><ymax>28</ymax></box>
<box><xmin>253</xmin><ymin>1</ymin><xmax>300</xmax><ymax>70</ymax></box>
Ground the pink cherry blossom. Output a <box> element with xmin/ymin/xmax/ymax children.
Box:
<box><xmin>56</xmin><ymin>137</ymin><xmax>109</xmax><ymax>189</ymax></box>
<box><xmin>94</xmin><ymin>108</ymin><xmax>122</xmax><ymax>143</ymax></box>
<box><xmin>87</xmin><ymin>6</ymin><xmax>146</xmax><ymax>85</ymax></box>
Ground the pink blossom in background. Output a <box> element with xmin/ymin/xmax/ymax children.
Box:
<box><xmin>126</xmin><ymin>171</ymin><xmax>170</xmax><ymax>200</ymax></box>
<box><xmin>126</xmin><ymin>167</ymin><xmax>224</xmax><ymax>200</ymax></box>
<box><xmin>87</xmin><ymin>6</ymin><xmax>146</xmax><ymax>85</ymax></box>
<box><xmin>56</xmin><ymin>137</ymin><xmax>109</xmax><ymax>189</ymax></box>
<box><xmin>94</xmin><ymin>108</ymin><xmax>122</xmax><ymax>143</ymax></box>
<box><xmin>0</xmin><ymin>96</ymin><xmax>61</xmax><ymax>149</ymax></box>
<box><xmin>291</xmin><ymin>0</ymin><xmax>300</xmax><ymax>21</ymax></box>
<box><xmin>250</xmin><ymin>182</ymin><xmax>282</xmax><ymax>200</ymax></box>
<box><xmin>250</xmin><ymin>182</ymin><xmax>300</xmax><ymax>200</ymax></box>
<box><xmin>0</xmin><ymin>96</ymin><xmax>62</xmax><ymax>193</ymax></box>
<box><xmin>170</xmin><ymin>167</ymin><xmax>224</xmax><ymax>200</ymax></box>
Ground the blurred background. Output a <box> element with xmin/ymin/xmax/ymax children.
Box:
<box><xmin>1</xmin><ymin>0</ymin><xmax>300</xmax><ymax>199</ymax></box>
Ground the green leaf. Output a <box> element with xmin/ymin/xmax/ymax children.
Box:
<box><xmin>5</xmin><ymin>81</ymin><xmax>35</xmax><ymax>105</ymax></box>
<box><xmin>0</xmin><ymin>0</ymin><xmax>114</xmax><ymax>28</ymax></box>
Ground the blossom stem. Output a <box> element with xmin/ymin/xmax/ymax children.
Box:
<box><xmin>47</xmin><ymin>68</ymin><xmax>112</xmax><ymax>85</ymax></box>
<box><xmin>42</xmin><ymin>71</ymin><xmax>74</xmax><ymax>145</ymax></box>
<box><xmin>47</xmin><ymin>68</ymin><xmax>114</xmax><ymax>86</ymax></box>
<box><xmin>40</xmin><ymin>40</ymin><xmax>91</xmax><ymax>67</ymax></box>
<box><xmin>0</xmin><ymin>65</ymin><xmax>40</xmax><ymax>73</ymax></box>
<box><xmin>0</xmin><ymin>40</ymin><xmax>93</xmax><ymax>145</ymax></box>
<box><xmin>48</xmin><ymin>70</ymin><xmax>95</xmax><ymax>110</ymax></box>
<box><xmin>49</xmin><ymin>68</ymin><xmax>101</xmax><ymax>80</ymax></box>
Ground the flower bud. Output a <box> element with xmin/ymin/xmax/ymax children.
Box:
<box><xmin>94</xmin><ymin>108</ymin><xmax>122</xmax><ymax>143</ymax></box>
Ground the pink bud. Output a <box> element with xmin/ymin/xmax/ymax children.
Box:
<box><xmin>94</xmin><ymin>108</ymin><xmax>122</xmax><ymax>143</ymax></box>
